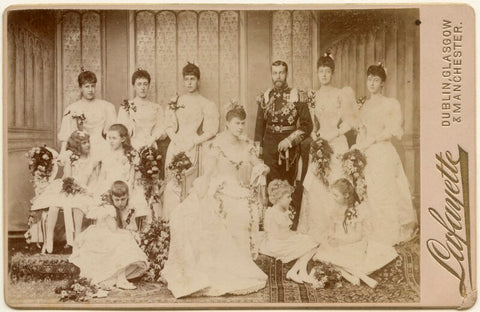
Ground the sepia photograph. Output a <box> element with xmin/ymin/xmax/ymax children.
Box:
<box><xmin>3</xmin><ymin>3</ymin><xmax>473</xmax><ymax>309</ymax></box>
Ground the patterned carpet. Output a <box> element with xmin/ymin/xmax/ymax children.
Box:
<box><xmin>7</xmin><ymin>237</ymin><xmax>419</xmax><ymax>306</ymax></box>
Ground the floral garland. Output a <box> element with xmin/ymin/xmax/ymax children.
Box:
<box><xmin>136</xmin><ymin>146</ymin><xmax>164</xmax><ymax>202</ymax></box>
<box><xmin>341</xmin><ymin>149</ymin><xmax>367</xmax><ymax>202</ymax></box>
<box><xmin>138</xmin><ymin>219</ymin><xmax>170</xmax><ymax>283</ymax></box>
<box><xmin>246</xmin><ymin>188</ymin><xmax>260</xmax><ymax>260</ymax></box>
<box><xmin>310</xmin><ymin>138</ymin><xmax>334</xmax><ymax>186</ymax></box>
<box><xmin>310</xmin><ymin>261</ymin><xmax>343</xmax><ymax>289</ymax></box>
<box><xmin>167</xmin><ymin>152</ymin><xmax>192</xmax><ymax>185</ymax></box>
<box><xmin>61</xmin><ymin>177</ymin><xmax>86</xmax><ymax>195</ymax></box>
<box><xmin>213</xmin><ymin>183</ymin><xmax>260</xmax><ymax>259</ymax></box>
<box><xmin>54</xmin><ymin>277</ymin><xmax>101</xmax><ymax>302</ymax></box>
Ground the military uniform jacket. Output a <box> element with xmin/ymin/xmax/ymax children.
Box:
<box><xmin>254</xmin><ymin>86</ymin><xmax>312</xmax><ymax>150</ymax></box>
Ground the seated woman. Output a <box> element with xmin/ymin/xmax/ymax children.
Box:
<box><xmin>162</xmin><ymin>104</ymin><xmax>269</xmax><ymax>298</ymax></box>
<box><xmin>313</xmin><ymin>178</ymin><xmax>398</xmax><ymax>288</ymax></box>
<box><xmin>259</xmin><ymin>179</ymin><xmax>318</xmax><ymax>284</ymax></box>
<box><xmin>69</xmin><ymin>180</ymin><xmax>148</xmax><ymax>290</ymax></box>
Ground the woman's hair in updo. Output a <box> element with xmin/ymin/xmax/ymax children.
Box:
<box><xmin>182</xmin><ymin>62</ymin><xmax>200</xmax><ymax>79</ymax></box>
<box><xmin>268</xmin><ymin>179</ymin><xmax>294</xmax><ymax>205</ymax></box>
<box><xmin>317</xmin><ymin>51</ymin><xmax>335</xmax><ymax>72</ymax></box>
<box><xmin>226</xmin><ymin>105</ymin><xmax>246</xmax><ymax>121</ymax></box>
<box><xmin>367</xmin><ymin>63</ymin><xmax>387</xmax><ymax>82</ymax></box>
<box><xmin>77</xmin><ymin>69</ymin><xmax>97</xmax><ymax>87</ymax></box>
<box><xmin>132</xmin><ymin>68</ymin><xmax>151</xmax><ymax>85</ymax></box>
<box><xmin>66</xmin><ymin>130</ymin><xmax>90</xmax><ymax>156</ymax></box>
<box><xmin>331</xmin><ymin>178</ymin><xmax>357</xmax><ymax>208</ymax></box>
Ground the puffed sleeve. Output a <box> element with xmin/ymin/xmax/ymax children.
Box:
<box><xmin>58</xmin><ymin>104</ymin><xmax>75</xmax><ymax>142</ymax></box>
<box><xmin>117</xmin><ymin>104</ymin><xmax>135</xmax><ymax>137</ymax></box>
<box><xmin>151</xmin><ymin>104</ymin><xmax>167</xmax><ymax>140</ymax></box>
<box><xmin>339</xmin><ymin>86</ymin><xmax>358</xmax><ymax>131</ymax></box>
<box><xmin>377</xmin><ymin>98</ymin><xmax>404</xmax><ymax>141</ymax></box>
<box><xmin>103</xmin><ymin>101</ymin><xmax>117</xmax><ymax>136</ymax></box>
<box><xmin>194</xmin><ymin>99</ymin><xmax>219</xmax><ymax>145</ymax></box>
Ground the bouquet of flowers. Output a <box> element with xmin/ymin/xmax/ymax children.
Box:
<box><xmin>310</xmin><ymin>261</ymin><xmax>343</xmax><ymax>289</ymax></box>
<box><xmin>25</xmin><ymin>145</ymin><xmax>56</xmax><ymax>181</ymax></box>
<box><xmin>310</xmin><ymin>138</ymin><xmax>334</xmax><ymax>186</ymax></box>
<box><xmin>167</xmin><ymin>152</ymin><xmax>192</xmax><ymax>184</ymax></box>
<box><xmin>139</xmin><ymin>219</ymin><xmax>170</xmax><ymax>283</ymax></box>
<box><xmin>61</xmin><ymin>177</ymin><xmax>86</xmax><ymax>196</ymax></box>
<box><xmin>136</xmin><ymin>146</ymin><xmax>164</xmax><ymax>202</ymax></box>
<box><xmin>342</xmin><ymin>149</ymin><xmax>367</xmax><ymax>202</ymax></box>
<box><xmin>54</xmin><ymin>277</ymin><xmax>103</xmax><ymax>302</ymax></box>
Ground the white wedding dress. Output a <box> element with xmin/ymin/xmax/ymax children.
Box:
<box><xmin>162</xmin><ymin>133</ymin><xmax>268</xmax><ymax>298</ymax></box>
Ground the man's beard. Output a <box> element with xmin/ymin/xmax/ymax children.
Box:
<box><xmin>273</xmin><ymin>79</ymin><xmax>286</xmax><ymax>89</ymax></box>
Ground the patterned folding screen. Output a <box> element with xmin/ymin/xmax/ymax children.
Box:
<box><xmin>61</xmin><ymin>11</ymin><xmax>102</xmax><ymax>114</ymax></box>
<box><xmin>134</xmin><ymin>10</ymin><xmax>241</xmax><ymax>129</ymax></box>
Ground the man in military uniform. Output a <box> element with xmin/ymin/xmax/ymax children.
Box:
<box><xmin>254</xmin><ymin>60</ymin><xmax>313</xmax><ymax>187</ymax></box>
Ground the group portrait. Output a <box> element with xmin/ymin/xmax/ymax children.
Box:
<box><xmin>5</xmin><ymin>7</ymin><xmax>420</xmax><ymax>306</ymax></box>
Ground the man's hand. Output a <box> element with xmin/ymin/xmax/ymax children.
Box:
<box><xmin>277</xmin><ymin>138</ymin><xmax>292</xmax><ymax>152</ymax></box>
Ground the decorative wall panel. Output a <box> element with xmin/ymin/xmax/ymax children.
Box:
<box><xmin>219</xmin><ymin>11</ymin><xmax>240</xmax><ymax>129</ymax></box>
<box><xmin>177</xmin><ymin>11</ymin><xmax>198</xmax><ymax>88</ymax></box>
<box><xmin>136</xmin><ymin>11</ymin><xmax>156</xmax><ymax>101</ymax></box>
<box><xmin>198</xmin><ymin>11</ymin><xmax>219</xmax><ymax>106</ymax></box>
<box><xmin>292</xmin><ymin>11</ymin><xmax>311</xmax><ymax>90</ymax></box>
<box><xmin>271</xmin><ymin>11</ymin><xmax>292</xmax><ymax>83</ymax></box>
<box><xmin>62</xmin><ymin>12</ymin><xmax>82</xmax><ymax>111</ymax></box>
<box><xmin>82</xmin><ymin>12</ymin><xmax>102</xmax><ymax>96</ymax></box>
<box><xmin>155</xmin><ymin>11</ymin><xmax>177</xmax><ymax>104</ymax></box>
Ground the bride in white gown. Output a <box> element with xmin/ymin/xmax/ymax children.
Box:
<box><xmin>162</xmin><ymin>104</ymin><xmax>269</xmax><ymax>298</ymax></box>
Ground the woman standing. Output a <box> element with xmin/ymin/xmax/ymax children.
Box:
<box><xmin>162</xmin><ymin>104</ymin><xmax>268</xmax><ymax>298</ymax></box>
<box><xmin>162</xmin><ymin>63</ymin><xmax>219</xmax><ymax>220</ymax></box>
<box><xmin>117</xmin><ymin>69</ymin><xmax>166</xmax><ymax>150</ymax></box>
<box><xmin>353</xmin><ymin>63</ymin><xmax>417</xmax><ymax>246</ymax></box>
<box><xmin>297</xmin><ymin>53</ymin><xmax>357</xmax><ymax>242</ymax></box>
<box><xmin>58</xmin><ymin>70</ymin><xmax>116</xmax><ymax>158</ymax></box>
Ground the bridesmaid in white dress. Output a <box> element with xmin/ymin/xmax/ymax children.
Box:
<box><xmin>353</xmin><ymin>64</ymin><xmax>417</xmax><ymax>246</ymax></box>
<box><xmin>117</xmin><ymin>69</ymin><xmax>166</xmax><ymax>150</ymax></box>
<box><xmin>58</xmin><ymin>70</ymin><xmax>116</xmax><ymax>159</ymax></box>
<box><xmin>259</xmin><ymin>180</ymin><xmax>318</xmax><ymax>284</ymax></box>
<box><xmin>31</xmin><ymin>131</ymin><xmax>99</xmax><ymax>253</ymax></box>
<box><xmin>162</xmin><ymin>105</ymin><xmax>268</xmax><ymax>298</ymax></box>
<box><xmin>313</xmin><ymin>178</ymin><xmax>398</xmax><ymax>288</ymax></box>
<box><xmin>298</xmin><ymin>53</ymin><xmax>357</xmax><ymax>242</ymax></box>
<box><xmin>162</xmin><ymin>63</ymin><xmax>219</xmax><ymax>220</ymax></box>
